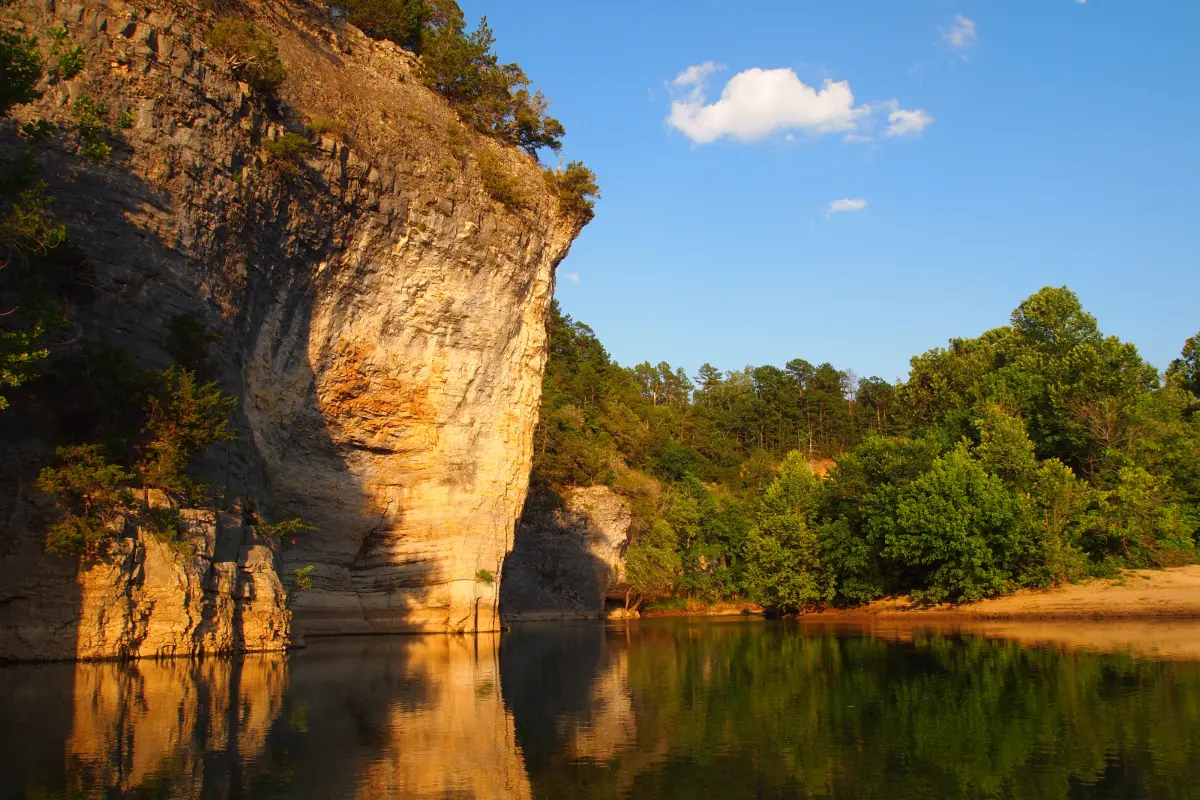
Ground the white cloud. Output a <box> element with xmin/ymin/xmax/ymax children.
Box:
<box><xmin>943</xmin><ymin>14</ymin><xmax>978</xmax><ymax>48</ymax></box>
<box><xmin>673</xmin><ymin>61</ymin><xmax>723</xmax><ymax>87</ymax></box>
<box><xmin>667</xmin><ymin>67</ymin><xmax>869</xmax><ymax>144</ymax></box>
<box><xmin>666</xmin><ymin>64</ymin><xmax>931</xmax><ymax>145</ymax></box>
<box><xmin>826</xmin><ymin>198</ymin><xmax>867</xmax><ymax>215</ymax></box>
<box><xmin>563</xmin><ymin>272</ymin><xmax>581</xmax><ymax>284</ymax></box>
<box><xmin>885</xmin><ymin>108</ymin><xmax>934</xmax><ymax>137</ymax></box>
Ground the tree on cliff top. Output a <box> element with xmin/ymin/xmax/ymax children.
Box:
<box><xmin>329</xmin><ymin>0</ymin><xmax>569</xmax><ymax>156</ymax></box>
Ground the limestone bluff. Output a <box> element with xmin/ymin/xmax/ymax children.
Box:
<box><xmin>0</xmin><ymin>0</ymin><xmax>586</xmax><ymax>659</ymax></box>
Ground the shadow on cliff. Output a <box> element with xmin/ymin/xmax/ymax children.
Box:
<box><xmin>500</xmin><ymin>488</ymin><xmax>621</xmax><ymax>621</ymax></box>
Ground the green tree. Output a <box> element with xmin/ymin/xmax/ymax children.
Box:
<box><xmin>0</xmin><ymin>31</ymin><xmax>43</xmax><ymax>116</ymax></box>
<box><xmin>36</xmin><ymin>445</ymin><xmax>135</xmax><ymax>558</ymax></box>
<box><xmin>1167</xmin><ymin>332</ymin><xmax>1200</xmax><ymax>397</ymax></box>
<box><xmin>544</xmin><ymin>161</ymin><xmax>599</xmax><ymax>222</ymax></box>
<box><xmin>1097</xmin><ymin>466</ymin><xmax>1194</xmax><ymax>567</ymax></box>
<box><xmin>138</xmin><ymin>366</ymin><xmax>238</xmax><ymax>498</ymax></box>
<box><xmin>328</xmin><ymin>0</ymin><xmax>425</xmax><ymax>49</ymax></box>
<box><xmin>744</xmin><ymin>452</ymin><xmax>834</xmax><ymax>612</ymax></box>
<box><xmin>868</xmin><ymin>446</ymin><xmax>1026</xmax><ymax>603</ymax></box>
<box><xmin>624</xmin><ymin>519</ymin><xmax>681</xmax><ymax>610</ymax></box>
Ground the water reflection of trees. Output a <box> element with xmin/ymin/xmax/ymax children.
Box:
<box><xmin>506</xmin><ymin>622</ymin><xmax>1200</xmax><ymax>800</ymax></box>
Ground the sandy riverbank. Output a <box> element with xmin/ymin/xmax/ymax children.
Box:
<box><xmin>791</xmin><ymin>566</ymin><xmax>1200</xmax><ymax>659</ymax></box>
<box><xmin>805</xmin><ymin>565</ymin><xmax>1200</xmax><ymax>622</ymax></box>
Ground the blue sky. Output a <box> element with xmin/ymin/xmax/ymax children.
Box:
<box><xmin>460</xmin><ymin>0</ymin><xmax>1200</xmax><ymax>383</ymax></box>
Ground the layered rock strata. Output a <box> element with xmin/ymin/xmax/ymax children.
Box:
<box><xmin>0</xmin><ymin>0</ymin><xmax>581</xmax><ymax>658</ymax></box>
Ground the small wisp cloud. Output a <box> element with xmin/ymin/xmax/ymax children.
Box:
<box><xmin>943</xmin><ymin>14</ymin><xmax>978</xmax><ymax>49</ymax></box>
<box><xmin>563</xmin><ymin>272</ymin><xmax>581</xmax><ymax>285</ymax></box>
<box><xmin>666</xmin><ymin>65</ymin><xmax>931</xmax><ymax>146</ymax></box>
<box><xmin>885</xmin><ymin>109</ymin><xmax>934</xmax><ymax>137</ymax></box>
<box><xmin>826</xmin><ymin>198</ymin><xmax>867</xmax><ymax>215</ymax></box>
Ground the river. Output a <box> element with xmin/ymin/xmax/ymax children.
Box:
<box><xmin>2</xmin><ymin>619</ymin><xmax>1199</xmax><ymax>799</ymax></box>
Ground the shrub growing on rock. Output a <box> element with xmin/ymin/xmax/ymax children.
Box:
<box><xmin>477</xmin><ymin>150</ymin><xmax>524</xmax><ymax>210</ymax></box>
<box><xmin>0</xmin><ymin>31</ymin><xmax>44</xmax><ymax>116</ymax></box>
<box><xmin>544</xmin><ymin>161</ymin><xmax>599</xmax><ymax>223</ymax></box>
<box><xmin>205</xmin><ymin>19</ymin><xmax>286</xmax><ymax>94</ymax></box>
<box><xmin>264</xmin><ymin>132</ymin><xmax>315</xmax><ymax>175</ymax></box>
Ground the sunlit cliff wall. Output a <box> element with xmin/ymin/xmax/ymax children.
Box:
<box><xmin>0</xmin><ymin>0</ymin><xmax>583</xmax><ymax>659</ymax></box>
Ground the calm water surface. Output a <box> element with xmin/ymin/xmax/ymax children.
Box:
<box><xmin>2</xmin><ymin>619</ymin><xmax>1199</xmax><ymax>799</ymax></box>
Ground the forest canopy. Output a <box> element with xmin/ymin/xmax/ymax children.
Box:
<box><xmin>531</xmin><ymin>287</ymin><xmax>1200</xmax><ymax>611</ymax></box>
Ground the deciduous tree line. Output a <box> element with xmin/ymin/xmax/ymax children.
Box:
<box><xmin>531</xmin><ymin>289</ymin><xmax>1200</xmax><ymax>611</ymax></box>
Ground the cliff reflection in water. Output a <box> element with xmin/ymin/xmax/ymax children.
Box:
<box><xmin>3</xmin><ymin>621</ymin><xmax>1200</xmax><ymax>798</ymax></box>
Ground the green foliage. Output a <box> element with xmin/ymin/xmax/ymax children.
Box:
<box><xmin>137</xmin><ymin>365</ymin><xmax>238</xmax><ymax>498</ymax></box>
<box><xmin>1167</xmin><ymin>332</ymin><xmax>1200</xmax><ymax>397</ymax></box>
<box><xmin>304</xmin><ymin>114</ymin><xmax>343</xmax><ymax>136</ymax></box>
<box><xmin>544</xmin><ymin>161</ymin><xmax>599</xmax><ymax>222</ymax></box>
<box><xmin>0</xmin><ymin>180</ymin><xmax>68</xmax><ymax>408</ymax></box>
<box><xmin>868</xmin><ymin>446</ymin><xmax>1027</xmax><ymax>603</ymax></box>
<box><xmin>53</xmin><ymin>44</ymin><xmax>84</xmax><ymax>80</ymax></box>
<box><xmin>2</xmin><ymin>181</ymin><xmax>67</xmax><ymax>254</ymax></box>
<box><xmin>744</xmin><ymin>453</ymin><xmax>834</xmax><ymax>612</ymax></box>
<box><xmin>972</xmin><ymin>404</ymin><xmax>1037</xmax><ymax>486</ymax></box>
<box><xmin>264</xmin><ymin>132</ymin><xmax>314</xmax><ymax>174</ymax></box>
<box><xmin>476</xmin><ymin>568</ymin><xmax>495</xmax><ymax>585</ymax></box>
<box><xmin>20</xmin><ymin>118</ymin><xmax>55</xmax><ymax>142</ymax></box>
<box><xmin>142</xmin><ymin>505</ymin><xmax>189</xmax><ymax>552</ymax></box>
<box><xmin>624</xmin><ymin>519</ymin><xmax>681</xmax><ymax>608</ymax></box>
<box><xmin>0</xmin><ymin>31</ymin><xmax>44</xmax><ymax>116</ymax></box>
<box><xmin>418</xmin><ymin>12</ymin><xmax>564</xmax><ymax>155</ymax></box>
<box><xmin>36</xmin><ymin>445</ymin><xmax>135</xmax><ymax>557</ymax></box>
<box><xmin>71</xmin><ymin>97</ymin><xmax>112</xmax><ymax>163</ymax></box>
<box><xmin>531</xmin><ymin>285</ymin><xmax>1199</xmax><ymax>611</ymax></box>
<box><xmin>294</xmin><ymin>565</ymin><xmax>314</xmax><ymax>589</ymax></box>
<box><xmin>1021</xmin><ymin>458</ymin><xmax>1094</xmax><ymax>585</ymax></box>
<box><xmin>334</xmin><ymin>0</ymin><xmax>579</xmax><ymax>155</ymax></box>
<box><xmin>36</xmin><ymin>358</ymin><xmax>241</xmax><ymax>556</ymax></box>
<box><xmin>205</xmin><ymin>19</ymin><xmax>286</xmax><ymax>94</ymax></box>
<box><xmin>287</xmin><ymin>564</ymin><xmax>315</xmax><ymax>605</ymax></box>
<box><xmin>1097</xmin><ymin>466</ymin><xmax>1194</xmax><ymax>567</ymax></box>
<box><xmin>116</xmin><ymin>109</ymin><xmax>135</xmax><ymax>130</ymax></box>
<box><xmin>260</xmin><ymin>517</ymin><xmax>316</xmax><ymax>542</ymax></box>
<box><xmin>327</xmin><ymin>0</ymin><xmax>426</xmax><ymax>50</ymax></box>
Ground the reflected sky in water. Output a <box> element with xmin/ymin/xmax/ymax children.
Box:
<box><xmin>3</xmin><ymin>620</ymin><xmax>1200</xmax><ymax>799</ymax></box>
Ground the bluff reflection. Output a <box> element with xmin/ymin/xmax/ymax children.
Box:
<box><xmin>0</xmin><ymin>655</ymin><xmax>287</xmax><ymax>799</ymax></box>
<box><xmin>277</xmin><ymin>635</ymin><xmax>530</xmax><ymax>798</ymax></box>
<box><xmin>0</xmin><ymin>636</ymin><xmax>531</xmax><ymax>799</ymax></box>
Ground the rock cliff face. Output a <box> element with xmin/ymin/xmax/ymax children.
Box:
<box><xmin>501</xmin><ymin>487</ymin><xmax>632</xmax><ymax>620</ymax></box>
<box><xmin>0</xmin><ymin>0</ymin><xmax>582</xmax><ymax>659</ymax></box>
